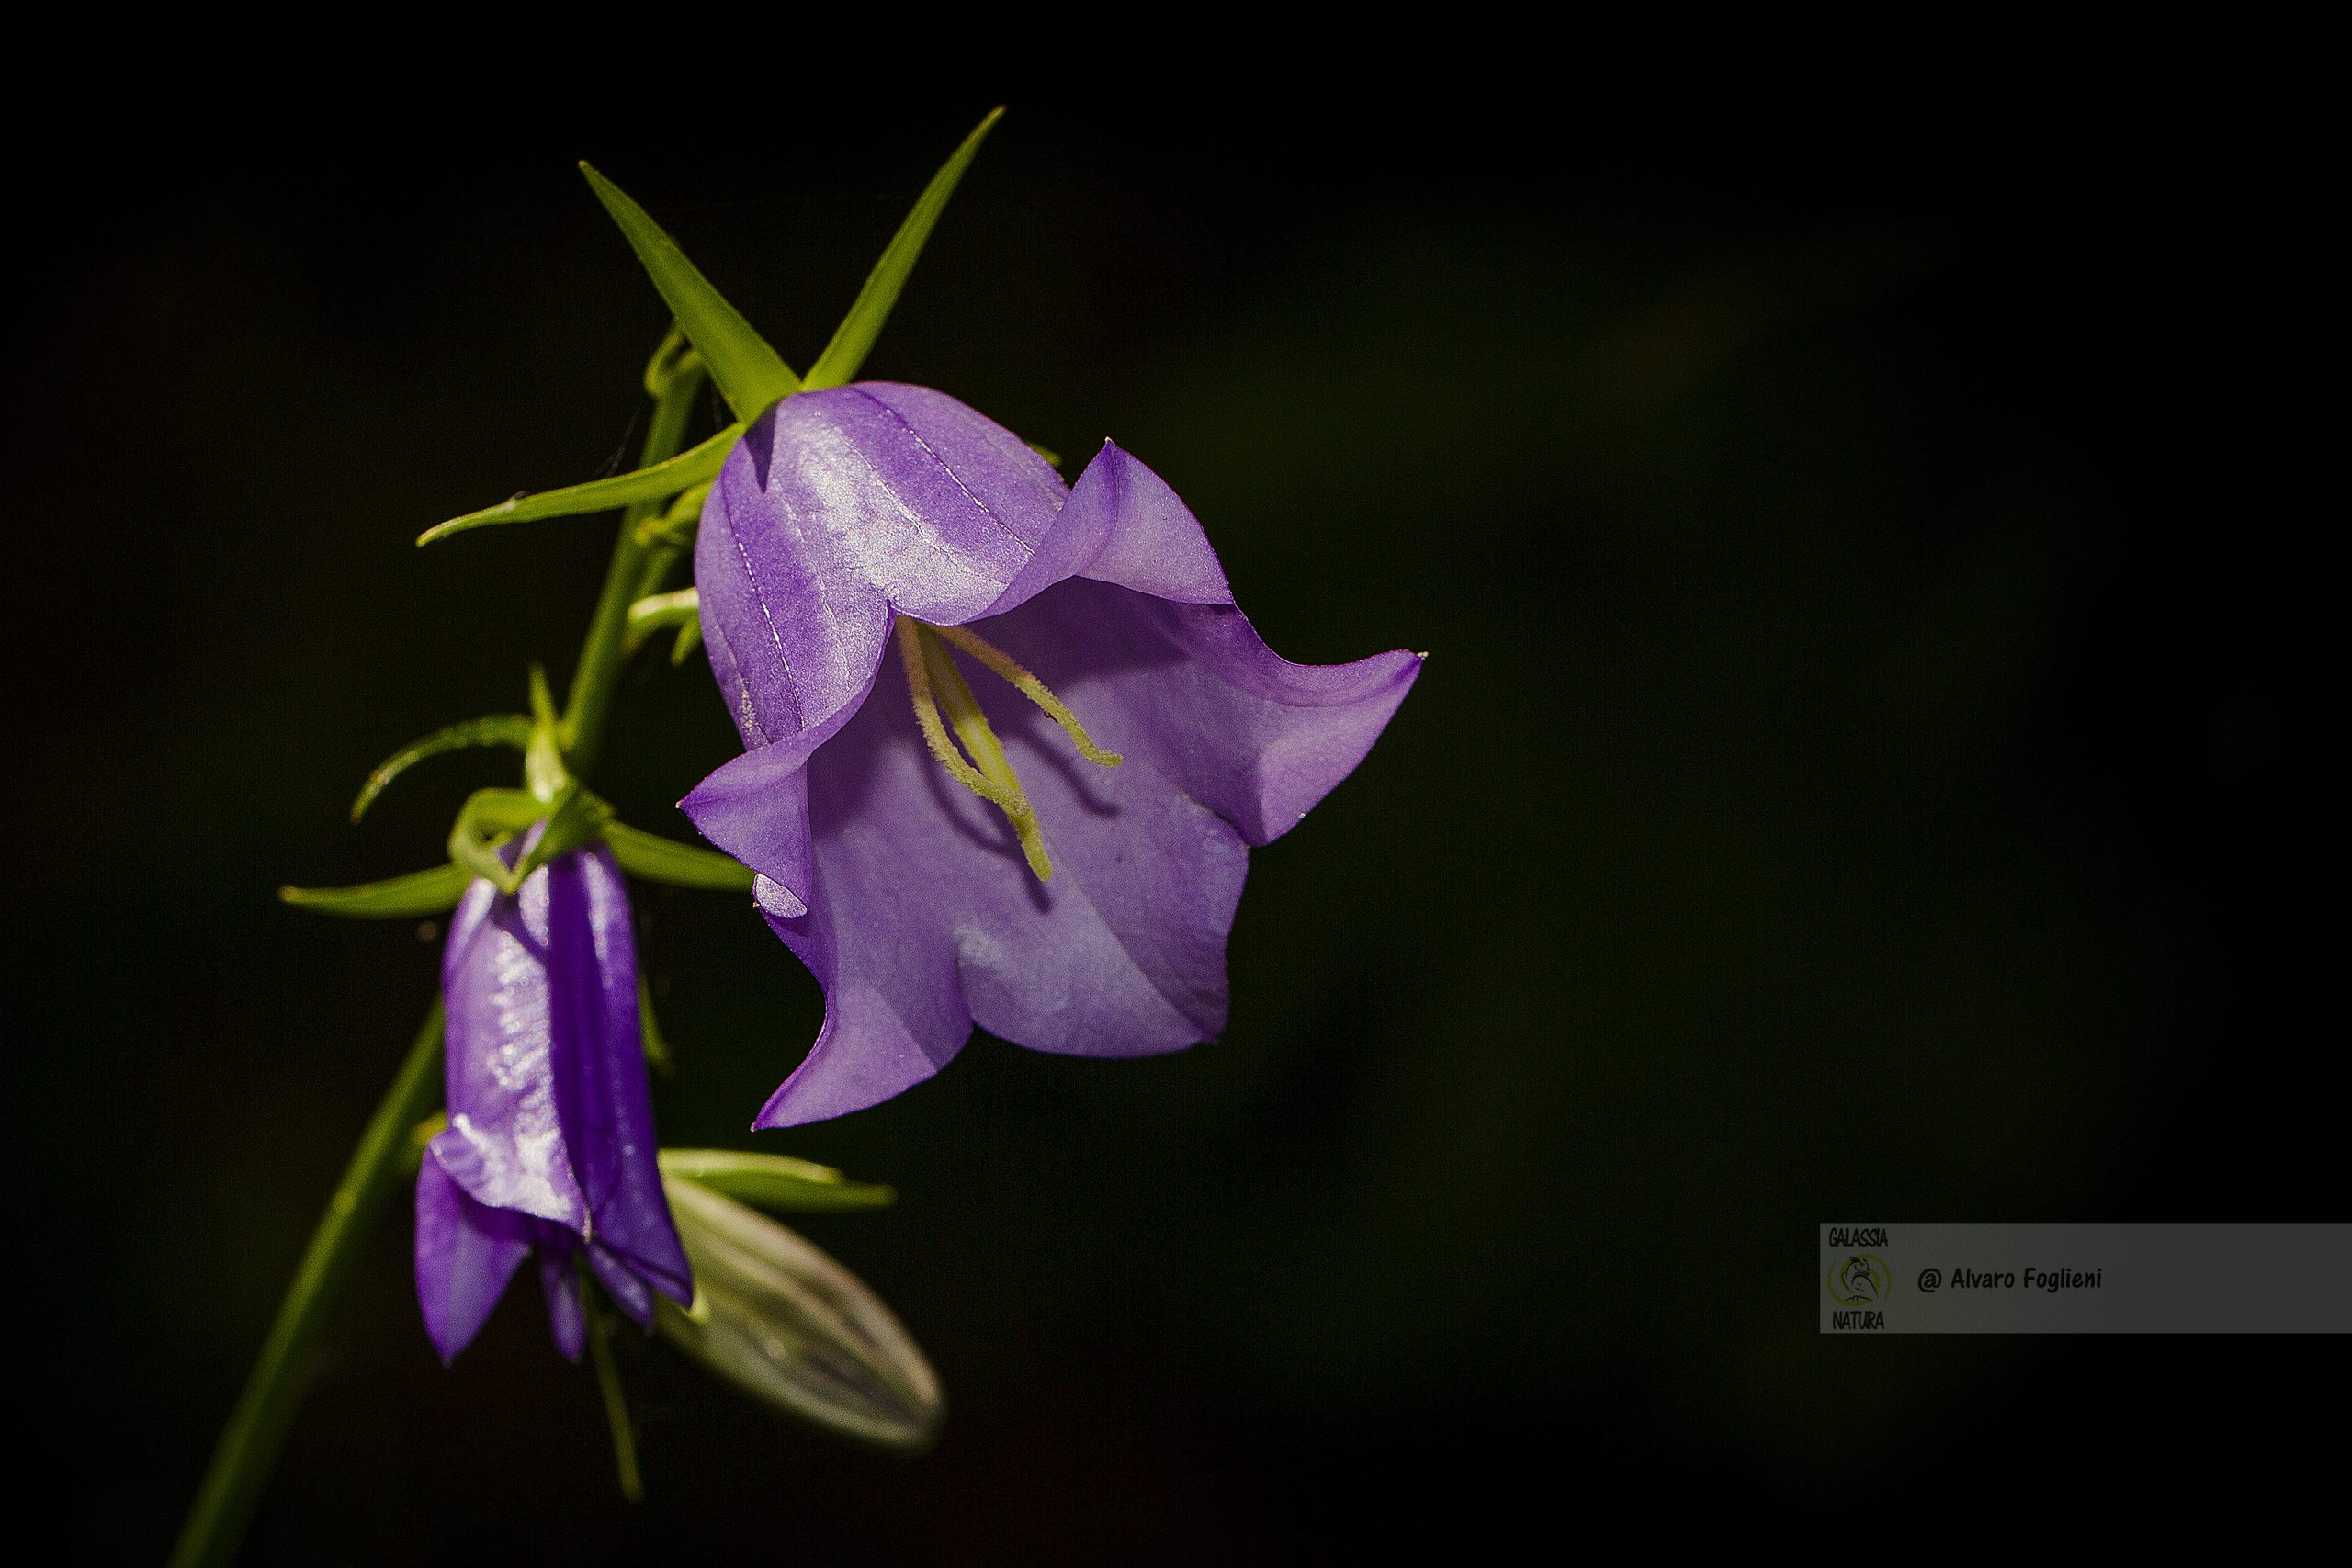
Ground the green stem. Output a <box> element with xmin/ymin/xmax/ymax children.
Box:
<box><xmin>562</xmin><ymin>333</ymin><xmax>710</xmax><ymax>774</ymax></box>
<box><xmin>175</xmin><ymin>330</ymin><xmax>718</xmax><ymax>1565</ymax></box>
<box><xmin>169</xmin><ymin>1004</ymin><xmax>447</xmax><ymax>1568</ymax></box>
<box><xmin>581</xmin><ymin>1263</ymin><xmax>646</xmax><ymax>1503</ymax></box>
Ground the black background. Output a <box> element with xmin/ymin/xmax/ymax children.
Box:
<box><xmin>6</xmin><ymin>39</ymin><xmax>2335</xmax><ymax>1562</ymax></box>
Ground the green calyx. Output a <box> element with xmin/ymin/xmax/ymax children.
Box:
<box><xmin>418</xmin><ymin>109</ymin><xmax>1004</xmax><ymax>550</ymax></box>
<box><xmin>287</xmin><ymin>654</ymin><xmax>752</xmax><ymax>913</ymax></box>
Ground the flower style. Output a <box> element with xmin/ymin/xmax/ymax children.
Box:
<box><xmin>680</xmin><ymin>383</ymin><xmax>1419</xmax><ymax>1127</ymax></box>
<box><xmin>414</xmin><ymin>841</ymin><xmax>693</xmax><ymax>1361</ymax></box>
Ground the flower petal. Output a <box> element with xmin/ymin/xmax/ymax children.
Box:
<box><xmin>675</xmin><ymin>672</ymin><xmax>877</xmax><ymax>919</ymax></box>
<box><xmin>589</xmin><ymin>1244</ymin><xmax>658</xmax><ymax>1332</ymax></box>
<box><xmin>750</xmin><ymin>619</ymin><xmax>1249</xmax><ymax>1127</ymax></box>
<box><xmin>752</xmin><ymin>858</ymin><xmax>974</xmax><ymax>1128</ymax></box>
<box><xmin>989</xmin><ymin>438</ymin><xmax>1232</xmax><ymax>611</ymax></box>
<box><xmin>537</xmin><ymin>1235</ymin><xmax>585</xmax><ymax>1362</ymax></box>
<box><xmin>691</xmin><ymin>406</ymin><xmax>1419</xmax><ymax>1126</ymax></box>
<box><xmin>695</xmin><ymin>382</ymin><xmax>1065</xmax><ymax>747</ymax></box>
<box><xmin>413</xmin><ymin>1156</ymin><xmax>532</xmax><ymax>1365</ymax></box>
<box><xmin>543</xmin><ymin>848</ymin><xmax>694</xmax><ymax>1303</ymax></box>
<box><xmin>433</xmin><ymin>865</ymin><xmax>588</xmax><ymax>1232</ymax></box>
<box><xmin>984</xmin><ymin>577</ymin><xmax>1423</xmax><ymax>846</ymax></box>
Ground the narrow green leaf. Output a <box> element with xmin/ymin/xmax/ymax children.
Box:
<box><xmin>605</xmin><ymin>820</ymin><xmax>753</xmax><ymax>893</ymax></box>
<box><xmin>804</xmin><ymin>108</ymin><xmax>1005</xmax><ymax>391</ymax></box>
<box><xmin>659</xmin><ymin>1149</ymin><xmax>896</xmax><ymax>1212</ymax></box>
<box><xmin>279</xmin><ymin>863</ymin><xmax>471</xmax><ymax>919</ymax></box>
<box><xmin>351</xmin><ymin>715</ymin><xmax>532</xmax><ymax>823</ymax></box>
<box><xmin>417</xmin><ymin>423</ymin><xmax>741</xmax><ymax>547</ymax></box>
<box><xmin>579</xmin><ymin>163</ymin><xmax>800</xmax><ymax>419</ymax></box>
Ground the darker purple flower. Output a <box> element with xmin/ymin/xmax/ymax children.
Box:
<box><xmin>681</xmin><ymin>383</ymin><xmax>1419</xmax><ymax>1128</ymax></box>
<box><xmin>414</xmin><ymin>841</ymin><xmax>692</xmax><ymax>1362</ymax></box>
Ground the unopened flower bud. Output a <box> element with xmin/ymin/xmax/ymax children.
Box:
<box><xmin>656</xmin><ymin>1174</ymin><xmax>942</xmax><ymax>1450</ymax></box>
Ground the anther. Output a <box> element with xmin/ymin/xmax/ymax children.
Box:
<box><xmin>897</xmin><ymin>620</ymin><xmax>1054</xmax><ymax>879</ymax></box>
<box><xmin>928</xmin><ymin>623</ymin><xmax>1124</xmax><ymax>767</ymax></box>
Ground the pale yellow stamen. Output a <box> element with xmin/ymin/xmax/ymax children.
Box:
<box><xmin>928</xmin><ymin>622</ymin><xmax>1125</xmax><ymax>767</ymax></box>
<box><xmin>896</xmin><ymin>619</ymin><xmax>1054</xmax><ymax>879</ymax></box>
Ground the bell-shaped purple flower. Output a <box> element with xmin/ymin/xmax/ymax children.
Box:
<box><xmin>414</xmin><ymin>841</ymin><xmax>693</xmax><ymax>1362</ymax></box>
<box><xmin>681</xmin><ymin>383</ymin><xmax>1419</xmax><ymax>1128</ymax></box>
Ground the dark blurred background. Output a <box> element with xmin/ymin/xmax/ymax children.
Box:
<box><xmin>6</xmin><ymin>45</ymin><xmax>2335</xmax><ymax>1562</ymax></box>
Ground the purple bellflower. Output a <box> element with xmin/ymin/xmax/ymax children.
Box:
<box><xmin>414</xmin><ymin>840</ymin><xmax>693</xmax><ymax>1362</ymax></box>
<box><xmin>680</xmin><ymin>383</ymin><xmax>1420</xmax><ymax>1128</ymax></box>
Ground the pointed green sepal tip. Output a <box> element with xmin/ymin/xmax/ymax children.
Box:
<box><xmin>625</xmin><ymin>587</ymin><xmax>700</xmax><ymax>655</ymax></box>
<box><xmin>605</xmin><ymin>820</ymin><xmax>752</xmax><ymax>893</ymax></box>
<box><xmin>279</xmin><ymin>863</ymin><xmax>472</xmax><ymax>919</ymax></box>
<box><xmin>578</xmin><ymin>162</ymin><xmax>799</xmax><ymax>421</ymax></box>
<box><xmin>417</xmin><ymin>424</ymin><xmax>741</xmax><ymax>547</ymax></box>
<box><xmin>803</xmin><ymin>107</ymin><xmax>1006</xmax><ymax>392</ymax></box>
<box><xmin>639</xmin><ymin>974</ymin><xmax>674</xmax><ymax>1076</ymax></box>
<box><xmin>659</xmin><ymin>1148</ymin><xmax>896</xmax><ymax>1212</ymax></box>
<box><xmin>524</xmin><ymin>666</ymin><xmax>572</xmax><ymax>802</ymax></box>
<box><xmin>406</xmin><ymin>1111</ymin><xmax>449</xmax><ymax>1170</ymax></box>
<box><xmin>352</xmin><ymin>715</ymin><xmax>534</xmax><ymax>822</ymax></box>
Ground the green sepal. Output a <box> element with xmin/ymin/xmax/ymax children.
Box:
<box><xmin>804</xmin><ymin>107</ymin><xmax>1004</xmax><ymax>392</ymax></box>
<box><xmin>639</xmin><ymin>974</ymin><xmax>673</xmax><ymax>1076</ymax></box>
<box><xmin>658</xmin><ymin>1149</ymin><xmax>896</xmax><ymax>1212</ymax></box>
<box><xmin>625</xmin><ymin>588</ymin><xmax>700</xmax><ymax>654</ymax></box>
<box><xmin>672</xmin><ymin>614</ymin><xmax>705</xmax><ymax>667</ymax></box>
<box><xmin>350</xmin><ymin>715</ymin><xmax>532</xmax><ymax>823</ymax></box>
<box><xmin>579</xmin><ymin>163</ymin><xmax>801</xmax><ymax>420</ymax></box>
<box><xmin>605</xmin><ymin>820</ymin><xmax>753</xmax><ymax>893</ymax></box>
<box><xmin>524</xmin><ymin>666</ymin><xmax>569</xmax><ymax>801</ymax></box>
<box><xmin>1026</xmin><ymin>441</ymin><xmax>1061</xmax><ymax>468</ymax></box>
<box><xmin>405</xmin><ymin>1111</ymin><xmax>449</xmax><ymax>1174</ymax></box>
<box><xmin>416</xmin><ymin>424</ymin><xmax>741</xmax><ymax>547</ymax></box>
<box><xmin>632</xmin><ymin>480</ymin><xmax>711</xmax><ymax>548</ymax></box>
<box><xmin>446</xmin><ymin>785</ymin><xmax>612</xmax><ymax>894</ymax></box>
<box><xmin>447</xmin><ymin>787</ymin><xmax>537</xmax><ymax>889</ymax></box>
<box><xmin>518</xmin><ymin>784</ymin><xmax>609</xmax><ymax>882</ymax></box>
<box><xmin>643</xmin><ymin>326</ymin><xmax>702</xmax><ymax>400</ymax></box>
<box><xmin>279</xmin><ymin>863</ymin><xmax>472</xmax><ymax>919</ymax></box>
